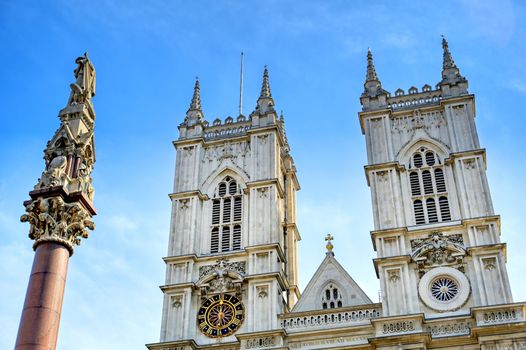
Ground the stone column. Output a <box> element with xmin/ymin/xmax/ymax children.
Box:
<box><xmin>15</xmin><ymin>52</ymin><xmax>97</xmax><ymax>350</ymax></box>
<box><xmin>15</xmin><ymin>243</ymin><xmax>70</xmax><ymax>350</ymax></box>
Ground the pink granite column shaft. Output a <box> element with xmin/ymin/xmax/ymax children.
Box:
<box><xmin>15</xmin><ymin>242</ymin><xmax>70</xmax><ymax>350</ymax></box>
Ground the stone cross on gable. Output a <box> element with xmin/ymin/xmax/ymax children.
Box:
<box><xmin>325</xmin><ymin>233</ymin><xmax>334</xmax><ymax>254</ymax></box>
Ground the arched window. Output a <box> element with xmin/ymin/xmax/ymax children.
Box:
<box><xmin>321</xmin><ymin>283</ymin><xmax>343</xmax><ymax>309</ymax></box>
<box><xmin>210</xmin><ymin>176</ymin><xmax>243</xmax><ymax>253</ymax></box>
<box><xmin>409</xmin><ymin>148</ymin><xmax>452</xmax><ymax>225</ymax></box>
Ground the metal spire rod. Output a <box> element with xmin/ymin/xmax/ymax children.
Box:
<box><xmin>239</xmin><ymin>51</ymin><xmax>244</xmax><ymax>115</ymax></box>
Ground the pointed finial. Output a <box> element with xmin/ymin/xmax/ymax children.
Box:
<box><xmin>366</xmin><ymin>48</ymin><xmax>379</xmax><ymax>82</ymax></box>
<box><xmin>325</xmin><ymin>233</ymin><xmax>334</xmax><ymax>254</ymax></box>
<box><xmin>438</xmin><ymin>36</ymin><xmax>467</xmax><ymax>93</ymax></box>
<box><xmin>441</xmin><ymin>35</ymin><xmax>457</xmax><ymax>69</ymax></box>
<box><xmin>255</xmin><ymin>65</ymin><xmax>275</xmax><ymax>114</ymax></box>
<box><xmin>188</xmin><ymin>77</ymin><xmax>202</xmax><ymax>111</ymax></box>
<box><xmin>183</xmin><ymin>77</ymin><xmax>204</xmax><ymax>124</ymax></box>
<box><xmin>362</xmin><ymin>48</ymin><xmax>385</xmax><ymax>99</ymax></box>
<box><xmin>260</xmin><ymin>65</ymin><xmax>272</xmax><ymax>98</ymax></box>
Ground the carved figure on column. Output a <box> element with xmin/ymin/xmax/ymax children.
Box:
<box><xmin>68</xmin><ymin>52</ymin><xmax>96</xmax><ymax>105</ymax></box>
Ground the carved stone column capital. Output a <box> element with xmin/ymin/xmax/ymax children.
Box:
<box><xmin>21</xmin><ymin>196</ymin><xmax>95</xmax><ymax>255</ymax></box>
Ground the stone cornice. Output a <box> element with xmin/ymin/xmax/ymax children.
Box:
<box><xmin>163</xmin><ymin>254</ymin><xmax>198</xmax><ymax>264</ymax></box>
<box><xmin>440</xmin><ymin>93</ymin><xmax>475</xmax><ymax>109</ymax></box>
<box><xmin>246</xmin><ymin>124</ymin><xmax>287</xmax><ymax>147</ymax></box>
<box><xmin>372</xmin><ymin>255</ymin><xmax>411</xmax><ymax>278</ymax></box>
<box><xmin>245</xmin><ymin>242</ymin><xmax>286</xmax><ymax>262</ymax></box>
<box><xmin>358</xmin><ymin>108</ymin><xmax>391</xmax><ymax>134</ymax></box>
<box><xmin>466</xmin><ymin>243</ymin><xmax>507</xmax><ymax>257</ymax></box>
<box><xmin>445</xmin><ymin>148</ymin><xmax>487</xmax><ymax>168</ymax></box>
<box><xmin>163</xmin><ymin>243</ymin><xmax>287</xmax><ymax>266</ymax></box>
<box><xmin>244</xmin><ymin>272</ymin><xmax>289</xmax><ymax>291</ymax></box>
<box><xmin>369</xmin><ymin>227</ymin><xmax>408</xmax><ymax>252</ymax></box>
<box><xmin>172</xmin><ymin>137</ymin><xmax>206</xmax><ymax>148</ymax></box>
<box><xmin>370</xmin><ymin>215</ymin><xmax>501</xmax><ymax>251</ymax></box>
<box><xmin>289</xmin><ymin>284</ymin><xmax>301</xmax><ymax>301</ymax></box>
<box><xmin>235</xmin><ymin>328</ymin><xmax>287</xmax><ymax>340</ymax></box>
<box><xmin>284</xmin><ymin>222</ymin><xmax>302</xmax><ymax>242</ymax></box>
<box><xmin>407</xmin><ymin>220</ymin><xmax>463</xmax><ymax>232</ymax></box>
<box><xmin>168</xmin><ymin>190</ymin><xmax>209</xmax><ymax>201</ymax></box>
<box><xmin>164</xmin><ymin>250</ymin><xmax>248</xmax><ymax>264</ymax></box>
<box><xmin>146</xmin><ymin>339</ymin><xmax>239</xmax><ymax>350</ymax></box>
<box><xmin>27</xmin><ymin>186</ymin><xmax>97</xmax><ymax>215</ymax></box>
<box><xmin>363</xmin><ymin>162</ymin><xmax>406</xmax><ymax>186</ymax></box>
<box><xmin>159</xmin><ymin>282</ymin><xmax>195</xmax><ymax>292</ymax></box>
<box><xmin>246</xmin><ymin>178</ymin><xmax>285</xmax><ymax>198</ymax></box>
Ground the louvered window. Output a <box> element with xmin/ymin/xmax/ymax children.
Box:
<box><xmin>233</xmin><ymin>225</ymin><xmax>241</xmax><ymax>250</ymax></box>
<box><xmin>439</xmin><ymin>196</ymin><xmax>451</xmax><ymax>221</ymax></box>
<box><xmin>422</xmin><ymin>170</ymin><xmax>434</xmax><ymax>194</ymax></box>
<box><xmin>425</xmin><ymin>152</ymin><xmax>435</xmax><ymax>166</ymax></box>
<box><xmin>413</xmin><ymin>153</ymin><xmax>423</xmax><ymax>168</ymax></box>
<box><xmin>223</xmin><ymin>199</ymin><xmax>231</xmax><ymax>223</ymax></box>
<box><xmin>435</xmin><ymin>169</ymin><xmax>446</xmax><ymax>193</ymax></box>
<box><xmin>414</xmin><ymin>200</ymin><xmax>425</xmax><ymax>224</ymax></box>
<box><xmin>233</xmin><ymin>197</ymin><xmax>242</xmax><ymax>221</ymax></box>
<box><xmin>212</xmin><ymin>200</ymin><xmax>220</xmax><ymax>224</ymax></box>
<box><xmin>410</xmin><ymin>172</ymin><xmax>421</xmax><ymax>196</ymax></box>
<box><xmin>427</xmin><ymin>198</ymin><xmax>438</xmax><ymax>223</ymax></box>
<box><xmin>321</xmin><ymin>283</ymin><xmax>343</xmax><ymax>309</ymax></box>
<box><xmin>409</xmin><ymin>148</ymin><xmax>452</xmax><ymax>225</ymax></box>
<box><xmin>221</xmin><ymin>227</ymin><xmax>230</xmax><ymax>252</ymax></box>
<box><xmin>211</xmin><ymin>228</ymin><xmax>219</xmax><ymax>253</ymax></box>
<box><xmin>210</xmin><ymin>176</ymin><xmax>243</xmax><ymax>253</ymax></box>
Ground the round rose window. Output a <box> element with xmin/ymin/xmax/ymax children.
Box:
<box><xmin>418</xmin><ymin>266</ymin><xmax>470</xmax><ymax>311</ymax></box>
<box><xmin>430</xmin><ymin>277</ymin><xmax>458</xmax><ymax>301</ymax></box>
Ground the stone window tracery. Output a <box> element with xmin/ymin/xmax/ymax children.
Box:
<box><xmin>210</xmin><ymin>176</ymin><xmax>242</xmax><ymax>253</ymax></box>
<box><xmin>321</xmin><ymin>283</ymin><xmax>343</xmax><ymax>309</ymax></box>
<box><xmin>409</xmin><ymin>148</ymin><xmax>451</xmax><ymax>225</ymax></box>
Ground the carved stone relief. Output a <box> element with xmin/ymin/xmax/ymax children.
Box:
<box><xmin>256</xmin><ymin>285</ymin><xmax>269</xmax><ymax>298</ymax></box>
<box><xmin>257</xmin><ymin>134</ymin><xmax>269</xmax><ymax>144</ymax></box>
<box><xmin>482</xmin><ymin>257</ymin><xmax>496</xmax><ymax>271</ymax></box>
<box><xmin>463</xmin><ymin>158</ymin><xmax>477</xmax><ymax>170</ymax></box>
<box><xmin>391</xmin><ymin>110</ymin><xmax>450</xmax><ymax>154</ymax></box>
<box><xmin>202</xmin><ymin>141</ymin><xmax>250</xmax><ymax>175</ymax></box>
<box><xmin>376</xmin><ymin>171</ymin><xmax>389</xmax><ymax>182</ymax></box>
<box><xmin>257</xmin><ymin>187</ymin><xmax>269</xmax><ymax>198</ymax></box>
<box><xmin>410</xmin><ymin>231</ymin><xmax>466</xmax><ymax>277</ymax></box>
<box><xmin>198</xmin><ymin>258</ymin><xmax>245</xmax><ymax>300</ymax></box>
<box><xmin>387</xmin><ymin>270</ymin><xmax>400</xmax><ymax>283</ymax></box>
<box><xmin>178</xmin><ymin>199</ymin><xmax>189</xmax><ymax>210</ymax></box>
<box><xmin>171</xmin><ymin>295</ymin><xmax>183</xmax><ymax>308</ymax></box>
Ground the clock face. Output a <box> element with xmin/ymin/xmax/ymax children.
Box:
<box><xmin>197</xmin><ymin>294</ymin><xmax>245</xmax><ymax>338</ymax></box>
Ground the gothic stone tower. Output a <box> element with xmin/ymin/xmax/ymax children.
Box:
<box><xmin>359</xmin><ymin>39</ymin><xmax>513</xmax><ymax>318</ymax></box>
<box><xmin>15</xmin><ymin>53</ymin><xmax>97</xmax><ymax>350</ymax></box>
<box><xmin>147</xmin><ymin>68</ymin><xmax>300</xmax><ymax>349</ymax></box>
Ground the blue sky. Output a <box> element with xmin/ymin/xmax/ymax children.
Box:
<box><xmin>1</xmin><ymin>1</ymin><xmax>526</xmax><ymax>349</ymax></box>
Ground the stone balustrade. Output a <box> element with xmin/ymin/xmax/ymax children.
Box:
<box><xmin>204</xmin><ymin>123</ymin><xmax>252</xmax><ymax>140</ymax></box>
<box><xmin>373</xmin><ymin>315</ymin><xmax>423</xmax><ymax>337</ymax></box>
<box><xmin>387</xmin><ymin>91</ymin><xmax>442</xmax><ymax>110</ymax></box>
<box><xmin>281</xmin><ymin>306</ymin><xmax>380</xmax><ymax>332</ymax></box>
<box><xmin>425</xmin><ymin>320</ymin><xmax>472</xmax><ymax>338</ymax></box>
<box><xmin>473</xmin><ymin>303</ymin><xmax>525</xmax><ymax>327</ymax></box>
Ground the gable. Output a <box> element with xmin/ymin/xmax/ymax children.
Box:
<box><xmin>292</xmin><ymin>253</ymin><xmax>373</xmax><ymax>312</ymax></box>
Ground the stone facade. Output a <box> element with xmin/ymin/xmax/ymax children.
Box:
<box><xmin>146</xmin><ymin>39</ymin><xmax>526</xmax><ymax>350</ymax></box>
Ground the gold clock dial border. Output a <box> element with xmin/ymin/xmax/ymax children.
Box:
<box><xmin>197</xmin><ymin>294</ymin><xmax>245</xmax><ymax>338</ymax></box>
